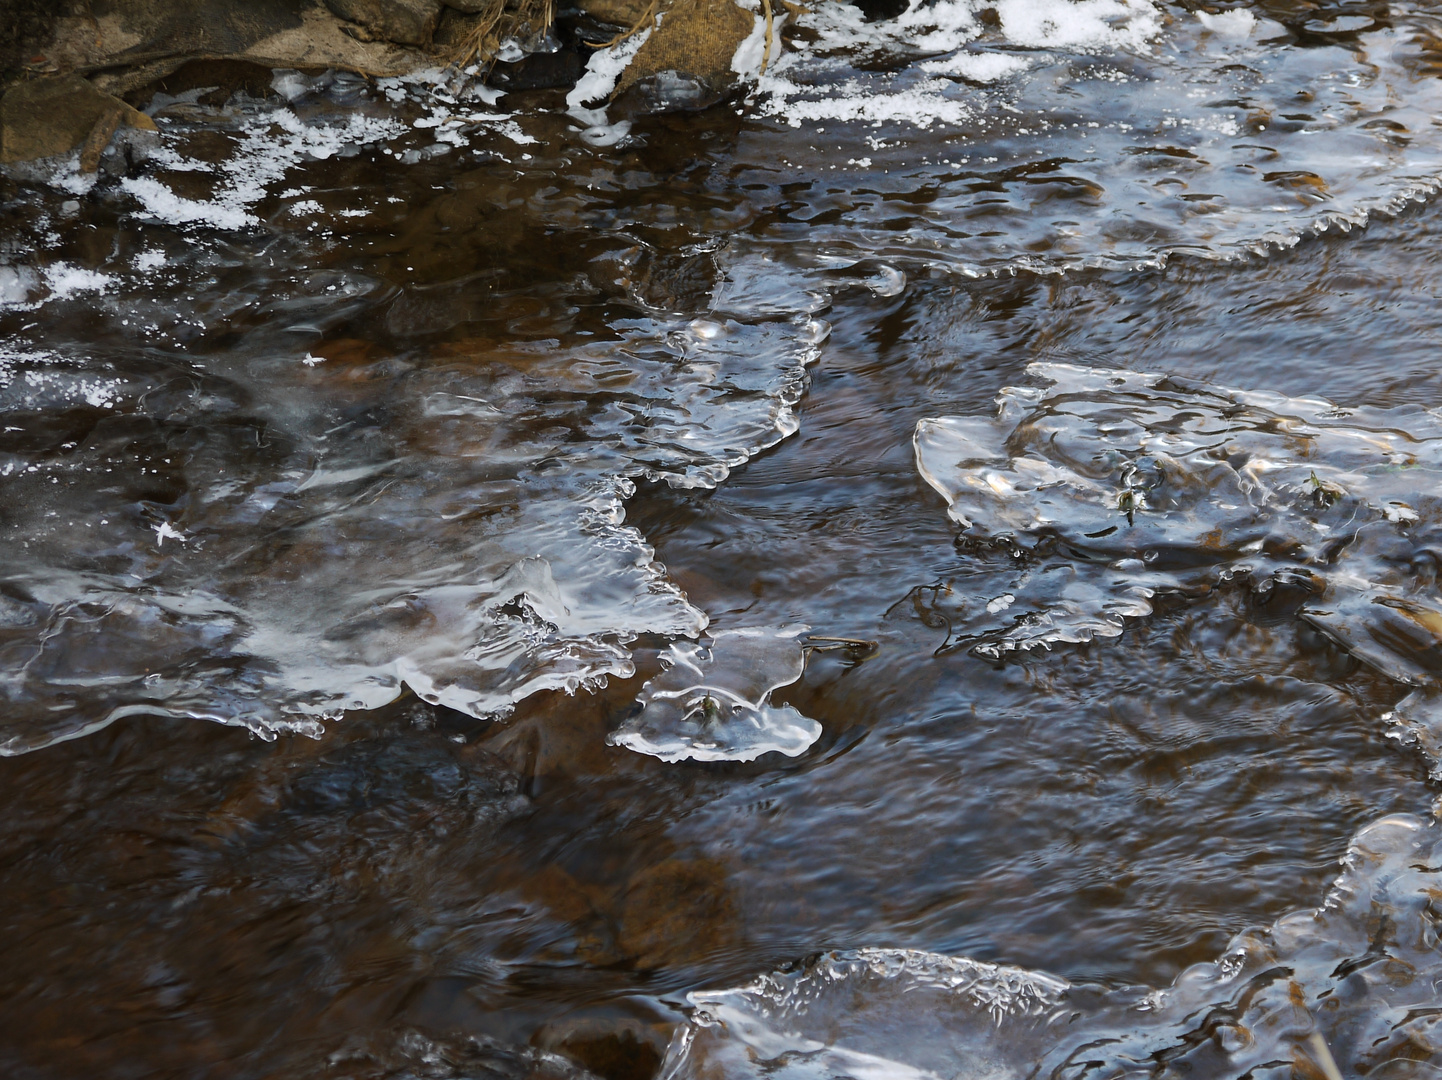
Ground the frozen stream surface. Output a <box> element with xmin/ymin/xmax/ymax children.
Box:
<box><xmin>4</xmin><ymin>0</ymin><xmax>1442</xmax><ymax>1075</ymax></box>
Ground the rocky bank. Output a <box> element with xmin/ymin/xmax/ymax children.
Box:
<box><xmin>0</xmin><ymin>0</ymin><xmax>775</xmax><ymax>168</ymax></box>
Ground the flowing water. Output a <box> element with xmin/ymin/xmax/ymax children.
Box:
<box><xmin>4</xmin><ymin>0</ymin><xmax>1442</xmax><ymax>1075</ymax></box>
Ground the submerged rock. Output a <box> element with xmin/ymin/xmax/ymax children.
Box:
<box><xmin>324</xmin><ymin>0</ymin><xmax>444</xmax><ymax>46</ymax></box>
<box><xmin>618</xmin><ymin>857</ymin><xmax>740</xmax><ymax>969</ymax></box>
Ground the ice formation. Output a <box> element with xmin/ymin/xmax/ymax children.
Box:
<box><xmin>609</xmin><ymin>627</ymin><xmax>821</xmax><ymax>762</ymax></box>
<box><xmin>914</xmin><ymin>363</ymin><xmax>1442</xmax><ymax>764</ymax></box>
<box><xmin>663</xmin><ymin>804</ymin><xmax>1442</xmax><ymax>1079</ymax></box>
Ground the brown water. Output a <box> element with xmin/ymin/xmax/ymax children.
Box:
<box><xmin>4</xmin><ymin>3</ymin><xmax>1442</xmax><ymax>1075</ymax></box>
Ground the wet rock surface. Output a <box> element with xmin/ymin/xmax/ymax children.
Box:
<box><xmin>613</xmin><ymin>0</ymin><xmax>758</xmax><ymax>111</ymax></box>
<box><xmin>326</xmin><ymin>0</ymin><xmax>446</xmax><ymax>46</ymax></box>
<box><xmin>0</xmin><ymin>73</ymin><xmax>156</xmax><ymax>167</ymax></box>
<box><xmin>2</xmin><ymin>0</ymin><xmax>450</xmax><ymax>102</ymax></box>
<box><xmin>0</xmin><ymin>0</ymin><xmax>777</xmax><ymax>153</ymax></box>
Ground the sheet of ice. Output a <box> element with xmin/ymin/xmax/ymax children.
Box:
<box><xmin>752</xmin><ymin>0</ymin><xmax>1161</xmax><ymax>129</ymax></box>
<box><xmin>0</xmin><ymin>75</ymin><xmax>840</xmax><ymax>752</ymax></box>
<box><xmin>711</xmin><ymin>0</ymin><xmax>1442</xmax><ymax>272</ymax></box>
<box><xmin>663</xmin><ymin>805</ymin><xmax>1442</xmax><ymax>1080</ymax></box>
<box><xmin>913</xmin><ymin>365</ymin><xmax>1442</xmax><ymax>761</ymax></box>
<box><xmin>609</xmin><ymin>627</ymin><xmax>820</xmax><ymax>762</ymax></box>
<box><xmin>1385</xmin><ymin>690</ymin><xmax>1442</xmax><ymax>780</ymax></box>
<box><xmin>1195</xmin><ymin>8</ymin><xmax>1256</xmax><ymax>40</ymax></box>
<box><xmin>669</xmin><ymin>950</ymin><xmax>1067</xmax><ymax>1080</ymax></box>
<box><xmin>0</xmin><ymin>266</ymin><xmax>38</xmax><ymax>309</ymax></box>
<box><xmin>0</xmin><ymin>232</ymin><xmax>826</xmax><ymax>753</ymax></box>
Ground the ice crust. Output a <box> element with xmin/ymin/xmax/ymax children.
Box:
<box><xmin>609</xmin><ymin>627</ymin><xmax>821</xmax><ymax>762</ymax></box>
<box><xmin>749</xmin><ymin>0</ymin><xmax>1162</xmax><ymax>128</ymax></box>
<box><xmin>10</xmin><ymin>0</ymin><xmax>1442</xmax><ymax>751</ymax></box>
<box><xmin>913</xmin><ymin>364</ymin><xmax>1442</xmax><ymax>764</ymax></box>
<box><xmin>663</xmin><ymin>805</ymin><xmax>1442</xmax><ymax>1080</ymax></box>
<box><xmin>0</xmin><ymin>255</ymin><xmax>826</xmax><ymax>752</ymax></box>
<box><xmin>0</xmin><ymin>73</ymin><xmax>829</xmax><ymax>752</ymax></box>
<box><xmin>709</xmin><ymin>0</ymin><xmax>1442</xmax><ymax>273</ymax></box>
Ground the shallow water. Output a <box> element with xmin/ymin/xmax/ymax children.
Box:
<box><xmin>4</xmin><ymin>1</ymin><xmax>1442</xmax><ymax>1076</ymax></box>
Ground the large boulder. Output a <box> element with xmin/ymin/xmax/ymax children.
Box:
<box><xmin>24</xmin><ymin>0</ymin><xmax>437</xmax><ymax>94</ymax></box>
<box><xmin>0</xmin><ymin>73</ymin><xmax>156</xmax><ymax>166</ymax></box>
<box><xmin>613</xmin><ymin>0</ymin><xmax>756</xmax><ymax>110</ymax></box>
<box><xmin>577</xmin><ymin>0</ymin><xmax>656</xmax><ymax>28</ymax></box>
<box><xmin>323</xmin><ymin>0</ymin><xmax>443</xmax><ymax>45</ymax></box>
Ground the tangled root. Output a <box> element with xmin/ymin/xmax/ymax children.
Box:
<box><xmin>449</xmin><ymin>0</ymin><xmax>556</xmax><ymax>70</ymax></box>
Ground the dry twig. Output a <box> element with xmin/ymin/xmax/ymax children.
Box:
<box><xmin>588</xmin><ymin>0</ymin><xmax>661</xmax><ymax>50</ymax></box>
<box><xmin>759</xmin><ymin>0</ymin><xmax>774</xmax><ymax>75</ymax></box>
<box><xmin>449</xmin><ymin>0</ymin><xmax>555</xmax><ymax>71</ymax></box>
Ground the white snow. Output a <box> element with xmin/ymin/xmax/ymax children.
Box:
<box><xmin>1196</xmin><ymin>8</ymin><xmax>1256</xmax><ymax>38</ymax></box>
<box><xmin>120</xmin><ymin>108</ymin><xmax>404</xmax><ymax>231</ymax></box>
<box><xmin>153</xmin><ymin>521</ymin><xmax>188</xmax><ymax>546</ymax></box>
<box><xmin>567</xmin><ymin>28</ymin><xmax>655</xmax><ymax>110</ymax></box>
<box><xmin>42</xmin><ymin>263</ymin><xmax>116</xmax><ymax>302</ymax></box>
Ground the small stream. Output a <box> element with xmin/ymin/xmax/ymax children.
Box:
<box><xmin>3</xmin><ymin>1</ymin><xmax>1442</xmax><ymax>1076</ymax></box>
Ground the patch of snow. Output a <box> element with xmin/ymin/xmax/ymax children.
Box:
<box><xmin>153</xmin><ymin>521</ymin><xmax>188</xmax><ymax>546</ymax></box>
<box><xmin>567</xmin><ymin>27</ymin><xmax>654</xmax><ymax>110</ymax></box>
<box><xmin>120</xmin><ymin>107</ymin><xmax>405</xmax><ymax>231</ymax></box>
<box><xmin>918</xmin><ymin>50</ymin><xmax>1031</xmax><ymax>81</ymax></box>
<box><xmin>43</xmin><ymin>263</ymin><xmax>116</xmax><ymax>302</ymax></box>
<box><xmin>132</xmin><ymin>249</ymin><xmax>167</xmax><ymax>272</ymax></box>
<box><xmin>732</xmin><ymin>9</ymin><xmax>785</xmax><ymax>78</ymax></box>
<box><xmin>1196</xmin><ymin>8</ymin><xmax>1256</xmax><ymax>39</ymax></box>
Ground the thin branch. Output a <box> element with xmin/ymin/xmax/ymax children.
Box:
<box><xmin>588</xmin><ymin>0</ymin><xmax>660</xmax><ymax>50</ymax></box>
<box><xmin>759</xmin><ymin>0</ymin><xmax>774</xmax><ymax>75</ymax></box>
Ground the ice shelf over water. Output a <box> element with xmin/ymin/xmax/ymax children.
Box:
<box><xmin>726</xmin><ymin>0</ymin><xmax>1442</xmax><ymax>272</ymax></box>
<box><xmin>8</xmin><ymin>0</ymin><xmax>1442</xmax><ymax>753</ymax></box>
<box><xmin>0</xmin><ymin>262</ymin><xmax>826</xmax><ymax>751</ymax></box>
<box><xmin>662</xmin><ymin>804</ymin><xmax>1442</xmax><ymax>1079</ymax></box>
<box><xmin>609</xmin><ymin>626</ymin><xmax>820</xmax><ymax>762</ymax></box>
<box><xmin>914</xmin><ymin>363</ymin><xmax>1442</xmax><ymax>763</ymax></box>
<box><xmin>0</xmin><ymin>71</ymin><xmax>832</xmax><ymax>751</ymax></box>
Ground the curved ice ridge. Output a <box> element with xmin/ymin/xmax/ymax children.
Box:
<box><xmin>0</xmin><ymin>246</ymin><xmax>826</xmax><ymax>754</ymax></box>
<box><xmin>737</xmin><ymin>0</ymin><xmax>1442</xmax><ymax>274</ymax></box>
<box><xmin>0</xmin><ymin>72</ymin><xmax>843</xmax><ymax>753</ymax></box>
<box><xmin>913</xmin><ymin>363</ymin><xmax>1442</xmax><ymax>761</ymax></box>
<box><xmin>662</xmin><ymin>804</ymin><xmax>1442</xmax><ymax>1080</ymax></box>
<box><xmin>609</xmin><ymin>626</ymin><xmax>821</xmax><ymax>762</ymax></box>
